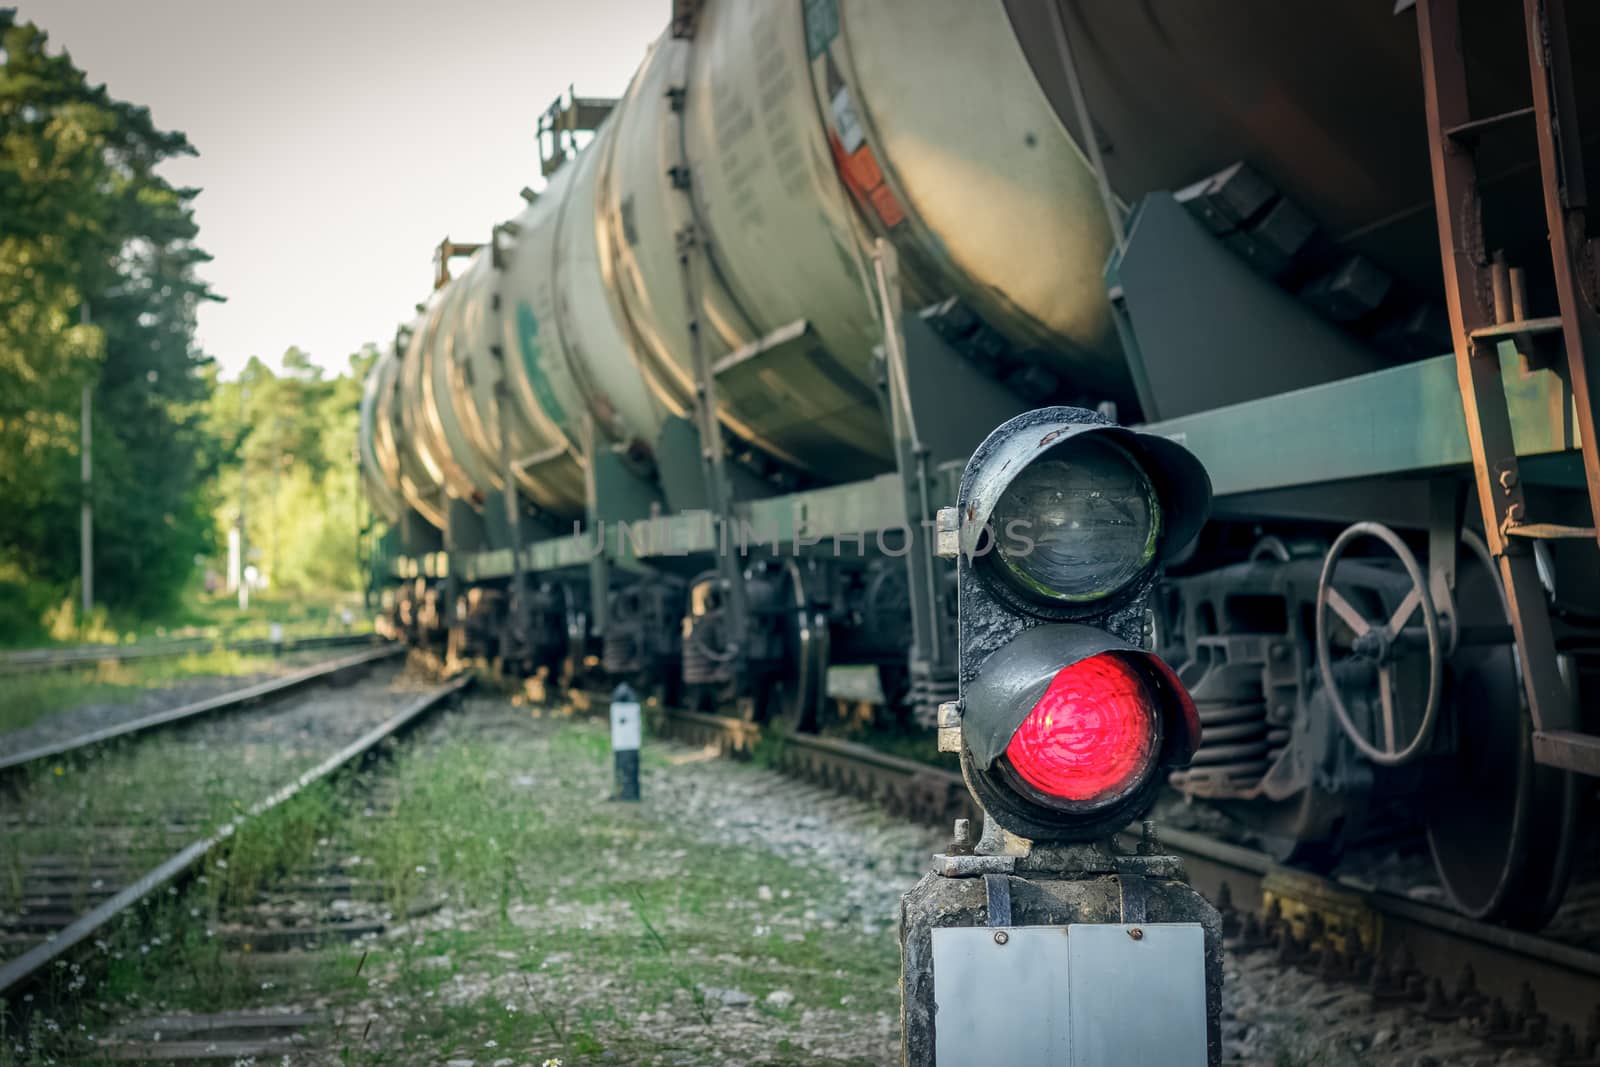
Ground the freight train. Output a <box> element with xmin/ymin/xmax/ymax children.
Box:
<box><xmin>360</xmin><ymin>0</ymin><xmax>1600</xmax><ymax>929</ymax></box>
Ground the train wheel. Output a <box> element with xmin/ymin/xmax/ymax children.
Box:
<box><xmin>757</xmin><ymin>561</ymin><xmax>829</xmax><ymax>734</ymax></box>
<box><xmin>759</xmin><ymin>616</ymin><xmax>829</xmax><ymax>734</ymax></box>
<box><xmin>1423</xmin><ymin>534</ymin><xmax>1578</xmax><ymax>928</ymax></box>
<box><xmin>759</xmin><ymin>675</ymin><xmax>810</xmax><ymax>732</ymax></box>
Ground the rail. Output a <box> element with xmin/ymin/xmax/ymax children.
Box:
<box><xmin>0</xmin><ymin>631</ymin><xmax>381</xmax><ymax>677</ymax></box>
<box><xmin>0</xmin><ymin>671</ymin><xmax>471</xmax><ymax>999</ymax></box>
<box><xmin>0</xmin><ymin>644</ymin><xmax>403</xmax><ymax>776</ymax></box>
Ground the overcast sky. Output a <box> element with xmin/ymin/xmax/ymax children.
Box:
<box><xmin>24</xmin><ymin>0</ymin><xmax>665</xmax><ymax>377</ymax></box>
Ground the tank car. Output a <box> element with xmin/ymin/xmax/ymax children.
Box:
<box><xmin>361</xmin><ymin>0</ymin><xmax>1600</xmax><ymax>929</ymax></box>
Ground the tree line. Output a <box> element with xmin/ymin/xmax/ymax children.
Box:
<box><xmin>207</xmin><ymin>348</ymin><xmax>375</xmax><ymax>600</ymax></box>
<box><xmin>1</xmin><ymin>12</ymin><xmax>369</xmax><ymax>642</ymax></box>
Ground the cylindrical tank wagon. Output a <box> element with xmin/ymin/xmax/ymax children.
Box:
<box><xmin>364</xmin><ymin>0</ymin><xmax>1129</xmax><ymax>521</ymax></box>
<box><xmin>364</xmin><ymin>0</ymin><xmax>1600</xmax><ymax>931</ymax></box>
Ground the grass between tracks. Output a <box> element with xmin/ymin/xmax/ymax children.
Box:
<box><xmin>10</xmin><ymin>702</ymin><xmax>902</xmax><ymax>1066</ymax></box>
<box><xmin>0</xmin><ymin>649</ymin><xmax>286</xmax><ymax>736</ymax></box>
<box><xmin>1</xmin><ymin>710</ymin><xmax>344</xmax><ymax>917</ymax></box>
<box><xmin>0</xmin><ymin>589</ymin><xmax>364</xmax><ymax>653</ymax></box>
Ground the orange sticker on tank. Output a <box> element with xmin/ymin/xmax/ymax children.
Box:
<box><xmin>844</xmin><ymin>144</ymin><xmax>883</xmax><ymax>193</ymax></box>
<box><xmin>870</xmin><ymin>183</ymin><xmax>905</xmax><ymax>227</ymax></box>
<box><xmin>828</xmin><ymin>133</ymin><xmax>864</xmax><ymax>195</ymax></box>
<box><xmin>828</xmin><ymin>131</ymin><xmax>902</xmax><ymax>227</ymax></box>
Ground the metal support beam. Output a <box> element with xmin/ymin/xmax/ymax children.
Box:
<box><xmin>873</xmin><ymin>240</ymin><xmax>941</xmax><ymax>670</ymax></box>
<box><xmin>493</xmin><ymin>390</ymin><xmax>530</xmax><ymax>661</ymax></box>
<box><xmin>677</xmin><ymin>223</ymin><xmax>748</xmax><ymax>648</ymax></box>
<box><xmin>580</xmin><ymin>413</ymin><xmax>611</xmax><ymax>639</ymax></box>
<box><xmin>1043</xmin><ymin>0</ymin><xmax>1124</xmax><ymax>256</ymax></box>
<box><xmin>666</xmin><ymin>61</ymin><xmax>747</xmax><ymax>655</ymax></box>
<box><xmin>871</xmin><ymin>240</ymin><xmax>1027</xmax><ymax>724</ymax></box>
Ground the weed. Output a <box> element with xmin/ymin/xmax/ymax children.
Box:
<box><xmin>748</xmin><ymin>727</ymin><xmax>789</xmax><ymax>769</ymax></box>
<box><xmin>204</xmin><ymin>780</ymin><xmax>337</xmax><ymax>907</ymax></box>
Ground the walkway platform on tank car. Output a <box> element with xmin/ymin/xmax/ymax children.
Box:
<box><xmin>1146</xmin><ymin>343</ymin><xmax>1579</xmax><ymax>509</ymax></box>
<box><xmin>389</xmin><ymin>344</ymin><xmax>1577</xmax><ymax>581</ymax></box>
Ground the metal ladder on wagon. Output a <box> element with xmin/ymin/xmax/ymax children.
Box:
<box><xmin>1416</xmin><ymin>0</ymin><xmax>1600</xmax><ymax>776</ymax></box>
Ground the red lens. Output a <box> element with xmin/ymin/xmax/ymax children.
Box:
<box><xmin>1004</xmin><ymin>653</ymin><xmax>1159</xmax><ymax>803</ymax></box>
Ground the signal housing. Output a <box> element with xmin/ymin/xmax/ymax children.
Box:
<box><xmin>955</xmin><ymin>406</ymin><xmax>1212</xmax><ymax>841</ymax></box>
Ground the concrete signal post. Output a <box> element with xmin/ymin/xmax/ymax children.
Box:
<box><xmin>898</xmin><ymin>408</ymin><xmax>1224</xmax><ymax>1066</ymax></box>
<box><xmin>610</xmin><ymin>682</ymin><xmax>642</xmax><ymax>802</ymax></box>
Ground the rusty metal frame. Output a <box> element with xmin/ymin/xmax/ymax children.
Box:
<box><xmin>1524</xmin><ymin>0</ymin><xmax>1600</xmax><ymax>533</ymax></box>
<box><xmin>537</xmin><ymin>89</ymin><xmax>618</xmax><ymax>179</ymax></box>
<box><xmin>433</xmin><ymin>238</ymin><xmax>483</xmax><ymax>291</ymax></box>
<box><xmin>1415</xmin><ymin>0</ymin><xmax>1589</xmax><ymax>771</ymax></box>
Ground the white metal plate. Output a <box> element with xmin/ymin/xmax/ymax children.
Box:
<box><xmin>1065</xmin><ymin>924</ymin><xmax>1207</xmax><ymax>1065</ymax></box>
<box><xmin>931</xmin><ymin>923</ymin><xmax>1206</xmax><ymax>1066</ymax></box>
<box><xmin>610</xmin><ymin>701</ymin><xmax>642</xmax><ymax>751</ymax></box>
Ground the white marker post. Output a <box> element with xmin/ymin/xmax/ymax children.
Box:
<box><xmin>610</xmin><ymin>681</ymin><xmax>641</xmax><ymax>802</ymax></box>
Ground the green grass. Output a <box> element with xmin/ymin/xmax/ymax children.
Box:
<box><xmin>299</xmin><ymin>717</ymin><xmax>901</xmax><ymax>1064</ymax></box>
<box><xmin>152</xmin><ymin>589</ymin><xmax>366</xmax><ymax>643</ymax></box>
<box><xmin>203</xmin><ymin>779</ymin><xmax>340</xmax><ymax>908</ymax></box>
<box><xmin>10</xmin><ymin>708</ymin><xmax>906</xmax><ymax>1065</ymax></box>
<box><xmin>0</xmin><ymin>648</ymin><xmax>286</xmax><ymax>735</ymax></box>
<box><xmin>1</xmin><ymin>703</ymin><xmax>352</xmax><ymax>917</ymax></box>
<box><xmin>0</xmin><ymin>585</ymin><xmax>366</xmax><ymax>652</ymax></box>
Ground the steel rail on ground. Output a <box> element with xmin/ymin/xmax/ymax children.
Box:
<box><xmin>0</xmin><ymin>632</ymin><xmax>382</xmax><ymax>677</ymax></box>
<box><xmin>0</xmin><ymin>672</ymin><xmax>472</xmax><ymax>999</ymax></box>
<box><xmin>0</xmin><ymin>644</ymin><xmax>404</xmax><ymax>777</ymax></box>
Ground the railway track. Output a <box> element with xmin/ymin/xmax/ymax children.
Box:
<box><xmin>0</xmin><ymin>631</ymin><xmax>381</xmax><ymax>677</ymax></box>
<box><xmin>0</xmin><ymin>652</ymin><xmax>469</xmax><ymax>1024</ymax></box>
<box><xmin>0</xmin><ymin>643</ymin><xmax>402</xmax><ymax>773</ymax></box>
<box><xmin>650</xmin><ymin>704</ymin><xmax>1600</xmax><ymax>1062</ymax></box>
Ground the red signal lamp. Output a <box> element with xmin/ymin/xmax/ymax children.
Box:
<box><xmin>959</xmin><ymin>625</ymin><xmax>1200</xmax><ymax>841</ymax></box>
<box><xmin>1003</xmin><ymin>653</ymin><xmax>1162</xmax><ymax>804</ymax></box>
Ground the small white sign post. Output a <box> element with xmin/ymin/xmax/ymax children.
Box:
<box><xmin>610</xmin><ymin>682</ymin><xmax>641</xmax><ymax>802</ymax></box>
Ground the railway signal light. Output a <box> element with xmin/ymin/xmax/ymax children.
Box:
<box><xmin>904</xmin><ymin>407</ymin><xmax>1219</xmax><ymax>1066</ymax></box>
<box><xmin>939</xmin><ymin>407</ymin><xmax>1212</xmax><ymax>841</ymax></box>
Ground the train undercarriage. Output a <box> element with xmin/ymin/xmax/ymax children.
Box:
<box><xmin>376</xmin><ymin>476</ymin><xmax>1598</xmax><ymax>931</ymax></box>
